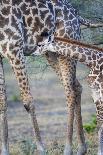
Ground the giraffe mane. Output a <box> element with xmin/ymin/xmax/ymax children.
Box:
<box><xmin>55</xmin><ymin>36</ymin><xmax>103</xmax><ymax>52</ymax></box>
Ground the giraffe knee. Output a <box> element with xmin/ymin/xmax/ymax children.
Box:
<box><xmin>24</xmin><ymin>101</ymin><xmax>35</xmax><ymax>113</ymax></box>
<box><xmin>24</xmin><ymin>103</ymin><xmax>35</xmax><ymax>114</ymax></box>
<box><xmin>23</xmin><ymin>96</ymin><xmax>34</xmax><ymax>113</ymax></box>
<box><xmin>24</xmin><ymin>104</ymin><xmax>30</xmax><ymax>112</ymax></box>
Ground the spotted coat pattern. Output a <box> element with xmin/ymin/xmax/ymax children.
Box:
<box><xmin>39</xmin><ymin>36</ymin><xmax>103</xmax><ymax>154</ymax></box>
<box><xmin>39</xmin><ymin>36</ymin><xmax>103</xmax><ymax>121</ymax></box>
<box><xmin>0</xmin><ymin>0</ymin><xmax>97</xmax><ymax>155</ymax></box>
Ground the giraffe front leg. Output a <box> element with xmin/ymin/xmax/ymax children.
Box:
<box><xmin>58</xmin><ymin>56</ymin><xmax>76</xmax><ymax>155</ymax></box>
<box><xmin>75</xmin><ymin>80</ymin><xmax>87</xmax><ymax>155</ymax></box>
<box><xmin>0</xmin><ymin>57</ymin><xmax>9</xmax><ymax>155</ymax></box>
<box><xmin>7</xmin><ymin>51</ymin><xmax>45</xmax><ymax>155</ymax></box>
<box><xmin>63</xmin><ymin>90</ymin><xmax>74</xmax><ymax>155</ymax></box>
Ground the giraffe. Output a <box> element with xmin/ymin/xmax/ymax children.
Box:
<box><xmin>34</xmin><ymin>1</ymin><xmax>103</xmax><ymax>154</ymax></box>
<box><xmin>41</xmin><ymin>1</ymin><xmax>103</xmax><ymax>155</ymax></box>
<box><xmin>0</xmin><ymin>0</ymin><xmax>56</xmax><ymax>155</ymax></box>
<box><xmin>0</xmin><ymin>0</ymin><xmax>102</xmax><ymax>155</ymax></box>
<box><xmin>37</xmin><ymin>35</ymin><xmax>103</xmax><ymax>155</ymax></box>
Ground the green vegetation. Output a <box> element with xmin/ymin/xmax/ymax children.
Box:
<box><xmin>11</xmin><ymin>94</ymin><xmax>20</xmax><ymax>102</ymax></box>
<box><xmin>83</xmin><ymin>115</ymin><xmax>97</xmax><ymax>133</ymax></box>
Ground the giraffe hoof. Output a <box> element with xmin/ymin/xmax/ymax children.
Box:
<box><xmin>39</xmin><ymin>150</ymin><xmax>47</xmax><ymax>155</ymax></box>
<box><xmin>36</xmin><ymin>142</ymin><xmax>46</xmax><ymax>155</ymax></box>
<box><xmin>1</xmin><ymin>153</ymin><xmax>9</xmax><ymax>155</ymax></box>
<box><xmin>77</xmin><ymin>145</ymin><xmax>87</xmax><ymax>155</ymax></box>
<box><xmin>64</xmin><ymin>145</ymin><xmax>73</xmax><ymax>155</ymax></box>
<box><xmin>1</xmin><ymin>149</ymin><xmax>9</xmax><ymax>155</ymax></box>
<box><xmin>64</xmin><ymin>150</ymin><xmax>73</xmax><ymax>155</ymax></box>
<box><xmin>98</xmin><ymin>152</ymin><xmax>103</xmax><ymax>155</ymax></box>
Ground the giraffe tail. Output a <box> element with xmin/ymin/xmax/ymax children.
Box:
<box><xmin>78</xmin><ymin>15</ymin><xmax>103</xmax><ymax>28</ymax></box>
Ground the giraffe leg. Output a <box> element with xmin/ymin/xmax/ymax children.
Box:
<box><xmin>45</xmin><ymin>53</ymin><xmax>86</xmax><ymax>154</ymax></box>
<box><xmin>0</xmin><ymin>57</ymin><xmax>9</xmax><ymax>155</ymax></box>
<box><xmin>58</xmin><ymin>56</ymin><xmax>77</xmax><ymax>155</ymax></box>
<box><xmin>45</xmin><ymin>53</ymin><xmax>80</xmax><ymax>155</ymax></box>
<box><xmin>6</xmin><ymin>51</ymin><xmax>45</xmax><ymax>155</ymax></box>
<box><xmin>98</xmin><ymin>123</ymin><xmax>103</xmax><ymax>155</ymax></box>
<box><xmin>74</xmin><ymin>80</ymin><xmax>87</xmax><ymax>155</ymax></box>
<box><xmin>95</xmin><ymin>101</ymin><xmax>103</xmax><ymax>155</ymax></box>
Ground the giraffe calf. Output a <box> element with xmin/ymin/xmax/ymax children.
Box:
<box><xmin>37</xmin><ymin>36</ymin><xmax>103</xmax><ymax>155</ymax></box>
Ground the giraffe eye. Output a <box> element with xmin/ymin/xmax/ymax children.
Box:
<box><xmin>37</xmin><ymin>44</ymin><xmax>41</xmax><ymax>47</ymax></box>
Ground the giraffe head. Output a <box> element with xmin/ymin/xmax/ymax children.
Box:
<box><xmin>33</xmin><ymin>33</ymin><xmax>55</xmax><ymax>55</ymax></box>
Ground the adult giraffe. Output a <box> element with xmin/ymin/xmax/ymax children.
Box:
<box><xmin>0</xmin><ymin>0</ymin><xmax>101</xmax><ymax>155</ymax></box>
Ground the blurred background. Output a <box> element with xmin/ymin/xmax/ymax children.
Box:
<box><xmin>0</xmin><ymin>0</ymin><xmax>103</xmax><ymax>154</ymax></box>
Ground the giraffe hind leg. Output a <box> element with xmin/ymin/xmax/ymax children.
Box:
<box><xmin>98</xmin><ymin>123</ymin><xmax>103</xmax><ymax>155</ymax></box>
<box><xmin>75</xmin><ymin>80</ymin><xmax>87</xmax><ymax>155</ymax></box>
<box><xmin>95</xmin><ymin>101</ymin><xmax>103</xmax><ymax>155</ymax></box>
<box><xmin>0</xmin><ymin>57</ymin><xmax>9</xmax><ymax>155</ymax></box>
